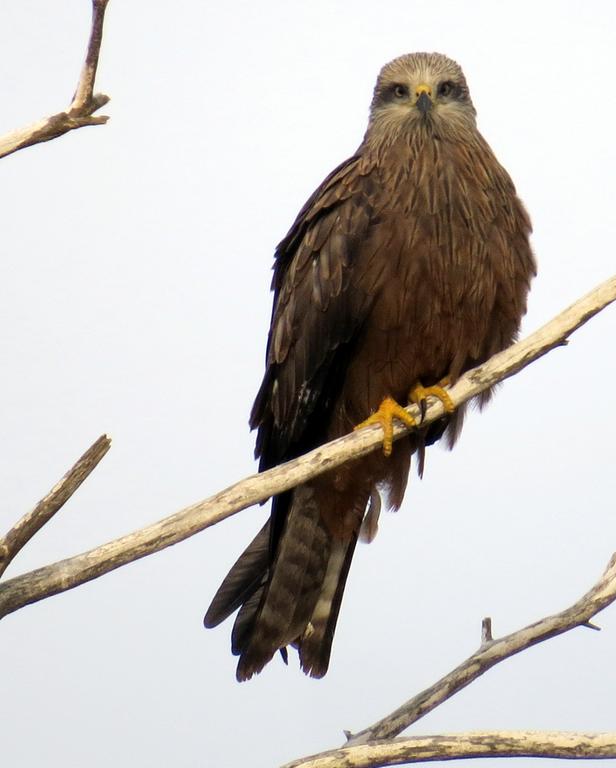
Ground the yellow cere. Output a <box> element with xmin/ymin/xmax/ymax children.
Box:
<box><xmin>415</xmin><ymin>83</ymin><xmax>432</xmax><ymax>96</ymax></box>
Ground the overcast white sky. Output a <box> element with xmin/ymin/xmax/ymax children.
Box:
<box><xmin>1</xmin><ymin>1</ymin><xmax>616</xmax><ymax>766</ymax></box>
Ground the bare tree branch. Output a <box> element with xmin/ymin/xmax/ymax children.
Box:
<box><xmin>0</xmin><ymin>0</ymin><xmax>110</xmax><ymax>159</ymax></box>
<box><xmin>346</xmin><ymin>553</ymin><xmax>616</xmax><ymax>744</ymax></box>
<box><xmin>0</xmin><ymin>436</ymin><xmax>111</xmax><ymax>579</ymax></box>
<box><xmin>0</xmin><ymin>275</ymin><xmax>615</xmax><ymax>620</ymax></box>
<box><xmin>70</xmin><ymin>0</ymin><xmax>109</xmax><ymax>113</ymax></box>
<box><xmin>282</xmin><ymin>731</ymin><xmax>616</xmax><ymax>768</ymax></box>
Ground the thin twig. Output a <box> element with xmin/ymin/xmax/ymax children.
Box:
<box><xmin>345</xmin><ymin>553</ymin><xmax>616</xmax><ymax>744</ymax></box>
<box><xmin>70</xmin><ymin>0</ymin><xmax>110</xmax><ymax>113</ymax></box>
<box><xmin>0</xmin><ymin>0</ymin><xmax>110</xmax><ymax>159</ymax></box>
<box><xmin>0</xmin><ymin>436</ymin><xmax>111</xmax><ymax>579</ymax></box>
<box><xmin>283</xmin><ymin>731</ymin><xmax>616</xmax><ymax>768</ymax></box>
<box><xmin>0</xmin><ymin>275</ymin><xmax>614</xmax><ymax>619</ymax></box>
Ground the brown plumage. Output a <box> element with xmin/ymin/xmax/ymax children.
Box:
<box><xmin>204</xmin><ymin>52</ymin><xmax>536</xmax><ymax>680</ymax></box>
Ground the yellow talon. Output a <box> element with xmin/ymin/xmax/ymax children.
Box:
<box><xmin>355</xmin><ymin>396</ymin><xmax>417</xmax><ymax>457</ymax></box>
<box><xmin>409</xmin><ymin>380</ymin><xmax>455</xmax><ymax>421</ymax></box>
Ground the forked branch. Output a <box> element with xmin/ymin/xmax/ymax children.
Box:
<box><xmin>345</xmin><ymin>553</ymin><xmax>616</xmax><ymax>744</ymax></box>
<box><xmin>0</xmin><ymin>436</ymin><xmax>111</xmax><ymax>579</ymax></box>
<box><xmin>280</xmin><ymin>552</ymin><xmax>616</xmax><ymax>765</ymax></box>
<box><xmin>0</xmin><ymin>0</ymin><xmax>110</xmax><ymax>159</ymax></box>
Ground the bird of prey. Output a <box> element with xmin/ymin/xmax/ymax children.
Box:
<box><xmin>205</xmin><ymin>52</ymin><xmax>536</xmax><ymax>681</ymax></box>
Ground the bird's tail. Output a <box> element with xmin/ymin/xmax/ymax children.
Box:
<box><xmin>204</xmin><ymin>483</ymin><xmax>359</xmax><ymax>681</ymax></box>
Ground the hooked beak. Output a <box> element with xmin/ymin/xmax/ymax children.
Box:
<box><xmin>415</xmin><ymin>84</ymin><xmax>433</xmax><ymax>116</ymax></box>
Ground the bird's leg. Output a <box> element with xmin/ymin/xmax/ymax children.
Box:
<box><xmin>354</xmin><ymin>397</ymin><xmax>416</xmax><ymax>457</ymax></box>
<box><xmin>409</xmin><ymin>378</ymin><xmax>455</xmax><ymax>422</ymax></box>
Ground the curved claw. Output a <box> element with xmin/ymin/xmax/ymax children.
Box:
<box><xmin>409</xmin><ymin>381</ymin><xmax>455</xmax><ymax>423</ymax></box>
<box><xmin>354</xmin><ymin>396</ymin><xmax>417</xmax><ymax>457</ymax></box>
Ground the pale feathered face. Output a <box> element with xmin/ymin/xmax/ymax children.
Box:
<box><xmin>368</xmin><ymin>52</ymin><xmax>477</xmax><ymax>138</ymax></box>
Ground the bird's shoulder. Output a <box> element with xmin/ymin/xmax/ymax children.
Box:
<box><xmin>271</xmin><ymin>151</ymin><xmax>381</xmax><ymax>291</ymax></box>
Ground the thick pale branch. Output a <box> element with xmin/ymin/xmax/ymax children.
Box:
<box><xmin>0</xmin><ymin>0</ymin><xmax>110</xmax><ymax>159</ymax></box>
<box><xmin>283</xmin><ymin>731</ymin><xmax>616</xmax><ymax>768</ymax></box>
<box><xmin>346</xmin><ymin>553</ymin><xmax>616</xmax><ymax>744</ymax></box>
<box><xmin>0</xmin><ymin>436</ymin><xmax>111</xmax><ymax>579</ymax></box>
<box><xmin>0</xmin><ymin>275</ymin><xmax>614</xmax><ymax>619</ymax></box>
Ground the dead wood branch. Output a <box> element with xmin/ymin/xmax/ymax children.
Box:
<box><xmin>0</xmin><ymin>275</ymin><xmax>614</xmax><ymax>619</ymax></box>
<box><xmin>0</xmin><ymin>436</ymin><xmax>111</xmax><ymax>579</ymax></box>
<box><xmin>345</xmin><ymin>553</ymin><xmax>616</xmax><ymax>744</ymax></box>
<box><xmin>0</xmin><ymin>0</ymin><xmax>110</xmax><ymax>159</ymax></box>
<box><xmin>282</xmin><ymin>731</ymin><xmax>616</xmax><ymax>768</ymax></box>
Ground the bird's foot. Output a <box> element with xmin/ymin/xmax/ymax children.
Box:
<box><xmin>409</xmin><ymin>379</ymin><xmax>455</xmax><ymax>422</ymax></box>
<box><xmin>354</xmin><ymin>396</ymin><xmax>416</xmax><ymax>457</ymax></box>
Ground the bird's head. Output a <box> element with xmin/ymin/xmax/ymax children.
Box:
<box><xmin>367</xmin><ymin>52</ymin><xmax>477</xmax><ymax>140</ymax></box>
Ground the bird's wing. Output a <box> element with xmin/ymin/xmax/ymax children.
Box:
<box><xmin>250</xmin><ymin>153</ymin><xmax>378</xmax><ymax>470</ymax></box>
<box><xmin>205</xmin><ymin>154</ymin><xmax>380</xmax><ymax>646</ymax></box>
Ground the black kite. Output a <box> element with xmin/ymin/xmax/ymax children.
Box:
<box><xmin>205</xmin><ymin>52</ymin><xmax>536</xmax><ymax>680</ymax></box>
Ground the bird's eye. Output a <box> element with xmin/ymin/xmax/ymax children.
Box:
<box><xmin>392</xmin><ymin>84</ymin><xmax>409</xmax><ymax>99</ymax></box>
<box><xmin>438</xmin><ymin>80</ymin><xmax>457</xmax><ymax>98</ymax></box>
